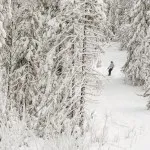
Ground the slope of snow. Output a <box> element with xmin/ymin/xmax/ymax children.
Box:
<box><xmin>87</xmin><ymin>42</ymin><xmax>150</xmax><ymax>150</ymax></box>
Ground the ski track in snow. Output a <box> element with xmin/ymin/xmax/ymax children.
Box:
<box><xmin>88</xmin><ymin>42</ymin><xmax>150</xmax><ymax>150</ymax></box>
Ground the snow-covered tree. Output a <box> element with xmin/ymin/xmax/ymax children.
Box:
<box><xmin>123</xmin><ymin>0</ymin><xmax>150</xmax><ymax>85</ymax></box>
<box><xmin>141</xmin><ymin>26</ymin><xmax>150</xmax><ymax>109</ymax></box>
<box><xmin>0</xmin><ymin>2</ymin><xmax>7</xmax><ymax>48</ymax></box>
<box><xmin>0</xmin><ymin>0</ymin><xmax>108</xmax><ymax>137</ymax></box>
<box><xmin>36</xmin><ymin>0</ymin><xmax>107</xmax><ymax>135</ymax></box>
<box><xmin>105</xmin><ymin>0</ymin><xmax>136</xmax><ymax>41</ymax></box>
<box><xmin>0</xmin><ymin>0</ymin><xmax>12</xmax><ymax>111</ymax></box>
<box><xmin>106</xmin><ymin>0</ymin><xmax>120</xmax><ymax>35</ymax></box>
<box><xmin>119</xmin><ymin>0</ymin><xmax>139</xmax><ymax>50</ymax></box>
<box><xmin>122</xmin><ymin>0</ymin><xmax>150</xmax><ymax>109</ymax></box>
<box><xmin>0</xmin><ymin>0</ymin><xmax>44</xmax><ymax>123</ymax></box>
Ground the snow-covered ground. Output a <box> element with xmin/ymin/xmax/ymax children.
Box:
<box><xmin>87</xmin><ymin>42</ymin><xmax>150</xmax><ymax>150</ymax></box>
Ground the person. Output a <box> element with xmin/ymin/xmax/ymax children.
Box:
<box><xmin>108</xmin><ymin>61</ymin><xmax>114</xmax><ymax>76</ymax></box>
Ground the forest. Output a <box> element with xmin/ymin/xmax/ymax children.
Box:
<box><xmin>0</xmin><ymin>0</ymin><xmax>150</xmax><ymax>149</ymax></box>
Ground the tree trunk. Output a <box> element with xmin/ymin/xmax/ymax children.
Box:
<box><xmin>80</xmin><ymin>1</ymin><xmax>87</xmax><ymax>133</ymax></box>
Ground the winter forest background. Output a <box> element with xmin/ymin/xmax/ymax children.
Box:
<box><xmin>0</xmin><ymin>0</ymin><xmax>150</xmax><ymax>149</ymax></box>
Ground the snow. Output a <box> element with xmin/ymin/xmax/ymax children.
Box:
<box><xmin>87</xmin><ymin>42</ymin><xmax>150</xmax><ymax>150</ymax></box>
<box><xmin>1</xmin><ymin>42</ymin><xmax>150</xmax><ymax>150</ymax></box>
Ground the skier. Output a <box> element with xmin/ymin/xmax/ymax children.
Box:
<box><xmin>108</xmin><ymin>61</ymin><xmax>114</xmax><ymax>76</ymax></box>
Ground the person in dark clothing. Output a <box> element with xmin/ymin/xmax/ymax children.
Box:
<box><xmin>108</xmin><ymin>61</ymin><xmax>114</xmax><ymax>76</ymax></box>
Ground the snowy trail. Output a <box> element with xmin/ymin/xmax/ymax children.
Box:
<box><xmin>88</xmin><ymin>42</ymin><xmax>150</xmax><ymax>150</ymax></box>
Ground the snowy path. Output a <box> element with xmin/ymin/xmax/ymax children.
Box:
<box><xmin>88</xmin><ymin>42</ymin><xmax>150</xmax><ymax>150</ymax></box>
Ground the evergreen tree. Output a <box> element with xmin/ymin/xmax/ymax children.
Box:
<box><xmin>36</xmin><ymin>0</ymin><xmax>107</xmax><ymax>135</ymax></box>
<box><xmin>0</xmin><ymin>2</ymin><xmax>6</xmax><ymax>48</ymax></box>
<box><xmin>0</xmin><ymin>0</ymin><xmax>43</xmax><ymax>123</ymax></box>
<box><xmin>123</xmin><ymin>0</ymin><xmax>150</xmax><ymax>85</ymax></box>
